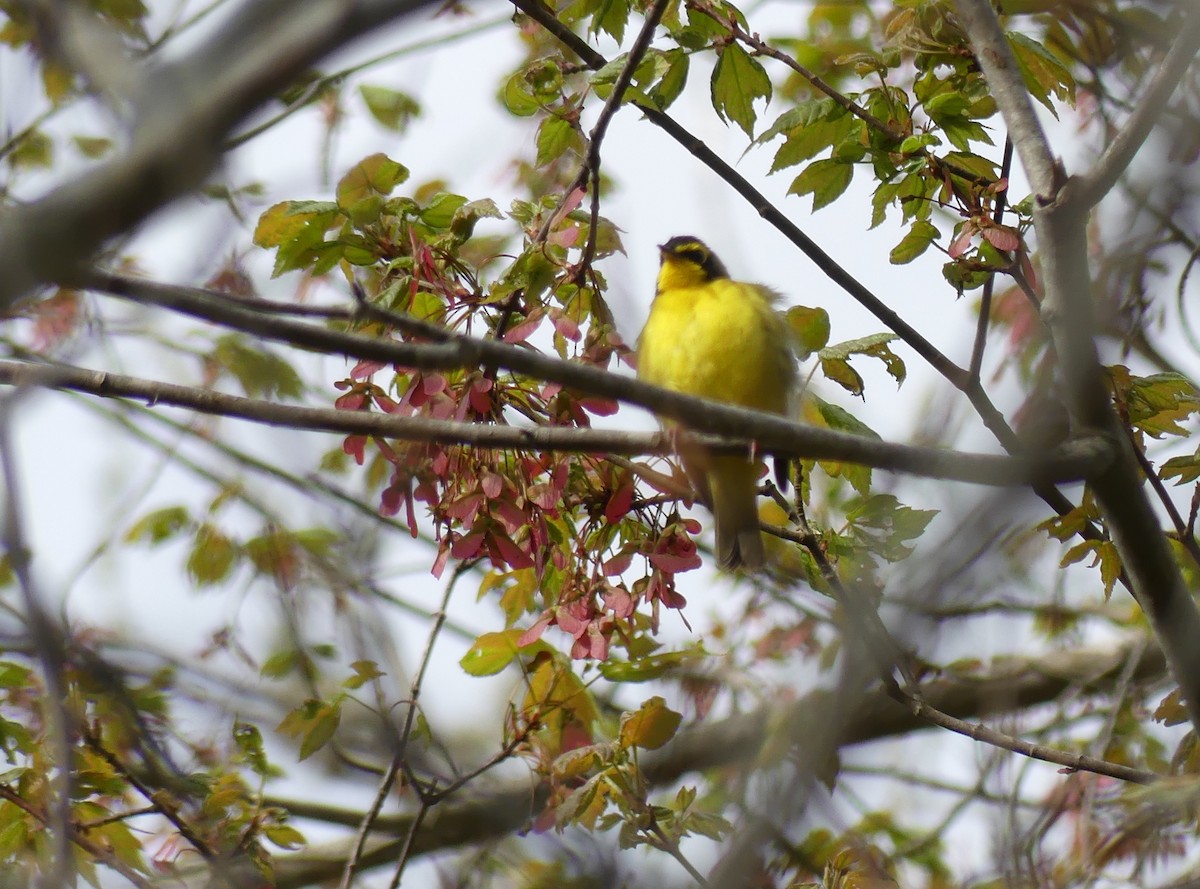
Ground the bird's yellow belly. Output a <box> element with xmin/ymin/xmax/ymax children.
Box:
<box><xmin>638</xmin><ymin>281</ymin><xmax>788</xmax><ymax>415</ymax></box>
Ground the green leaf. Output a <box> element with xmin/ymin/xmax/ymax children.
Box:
<box><xmin>343</xmin><ymin>660</ymin><xmax>386</xmax><ymax>690</ymax></box>
<box><xmin>71</xmin><ymin>135</ymin><xmax>112</xmax><ymax>159</ymax></box>
<box><xmin>598</xmin><ymin>649</ymin><xmax>701</xmax><ymax>682</ymax></box>
<box><xmin>233</xmin><ymin>722</ymin><xmax>273</xmax><ymax>776</ymax></box>
<box><xmin>1008</xmin><ymin>31</ymin><xmax>1075</xmax><ymax>115</ymax></box>
<box><xmin>889</xmin><ymin>220</ymin><xmax>940</xmax><ymax>264</ymax></box>
<box><xmin>125</xmin><ymin>506</ymin><xmax>190</xmax><ymax>544</ymax></box>
<box><xmin>264</xmin><ymin>824</ymin><xmax>306</xmax><ymax>850</ymax></box>
<box><xmin>210</xmin><ymin>334</ymin><xmax>304</xmax><ymax>400</ymax></box>
<box><xmin>786</xmin><ymin>305</ymin><xmax>831</xmax><ymax>360</ymax></box>
<box><xmin>419</xmin><ymin>192</ymin><xmax>468</xmax><ymax>229</ymax></box>
<box><xmin>261</xmin><ymin>650</ymin><xmax>299</xmax><ymax>679</ymax></box>
<box><xmin>810</xmin><ymin>395</ymin><xmax>881</xmax><ymax>495</ymax></box>
<box><xmin>536</xmin><ymin>116</ymin><xmax>581</xmax><ymax>167</ymax></box>
<box><xmin>618</xmin><ymin>696</ymin><xmax>682</xmax><ymax>750</ymax></box>
<box><xmin>337</xmin><ymin>153</ymin><xmax>409</xmax><ymax>226</ymax></box>
<box><xmin>711</xmin><ymin>42</ymin><xmax>772</xmax><ymax>137</ymax></box>
<box><xmin>823</xmin><ymin>333</ymin><xmax>906</xmax><ymax>388</ymax></box>
<box><xmin>186</xmin><ymin>524</ymin><xmax>239</xmax><ymax>586</ymax></box>
<box><xmin>253</xmin><ymin>200</ymin><xmax>342</xmax><ymax>278</ymax></box>
<box><xmin>7</xmin><ymin>129</ymin><xmax>52</xmax><ymax>169</ymax></box>
<box><xmin>359</xmin><ymin>85</ymin><xmax>420</xmax><ymax>131</ymax></box>
<box><xmin>591</xmin><ymin>0</ymin><xmax>630</xmax><ymax>41</ymax></box>
<box><xmin>460</xmin><ymin>629</ymin><xmax>524</xmax><ymax>676</ymax></box>
<box><xmin>845</xmin><ymin>493</ymin><xmax>938</xmax><ymax>562</ymax></box>
<box><xmin>450</xmin><ymin>198</ymin><xmax>503</xmax><ymax>242</ymax></box>
<box><xmin>941</xmin><ymin>117</ymin><xmax>993</xmax><ymax>152</ymax></box>
<box><xmin>500</xmin><ymin>69</ymin><xmax>543</xmax><ymax>117</ymax></box>
<box><xmin>299</xmin><ymin>702</ymin><xmax>340</xmax><ymax>760</ymax></box>
<box><xmin>819</xmin><ymin>354</ymin><xmax>864</xmax><ymax>396</ymax></box>
<box><xmin>1060</xmin><ymin>539</ymin><xmax>1121</xmax><ymax>599</ymax></box>
<box><xmin>788</xmin><ymin>159</ymin><xmax>853</xmax><ymax>211</ymax></box>
<box><xmin>1160</xmin><ymin>452</ymin><xmax>1200</xmax><ymax>485</ymax></box>
<box><xmin>648</xmin><ymin>49</ymin><xmax>689</xmax><ymax>110</ymax></box>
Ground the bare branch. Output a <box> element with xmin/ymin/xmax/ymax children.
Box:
<box><xmin>0</xmin><ymin>358</ymin><xmax>1113</xmax><ymax>487</ymax></box>
<box><xmin>1072</xmin><ymin>8</ymin><xmax>1200</xmax><ymax>209</ymax></box>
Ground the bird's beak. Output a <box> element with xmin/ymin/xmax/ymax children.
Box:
<box><xmin>656</xmin><ymin>243</ymin><xmax>667</xmax><ymax>255</ymax></box>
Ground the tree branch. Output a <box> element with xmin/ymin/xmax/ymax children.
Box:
<box><xmin>952</xmin><ymin>0</ymin><xmax>1060</xmax><ymax>198</ymax></box>
<box><xmin>0</xmin><ymin>356</ymin><xmax>1112</xmax><ymax>488</ymax></box>
<box><xmin>955</xmin><ymin>0</ymin><xmax>1200</xmax><ymax>735</ymax></box>
<box><xmin>0</xmin><ymin>0</ymin><xmax>441</xmax><ymax>312</ymax></box>
<box><xmin>1072</xmin><ymin>7</ymin><xmax>1200</xmax><ymax>209</ymax></box>
<box><xmin>269</xmin><ymin>637</ymin><xmax>1167</xmax><ymax>887</ymax></box>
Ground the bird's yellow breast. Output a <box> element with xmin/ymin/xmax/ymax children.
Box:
<box><xmin>637</xmin><ymin>278</ymin><xmax>792</xmax><ymax>415</ymax></box>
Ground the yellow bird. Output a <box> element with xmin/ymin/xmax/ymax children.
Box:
<box><xmin>637</xmin><ymin>236</ymin><xmax>796</xmax><ymax>571</ymax></box>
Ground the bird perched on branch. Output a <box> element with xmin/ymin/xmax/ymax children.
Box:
<box><xmin>637</xmin><ymin>236</ymin><xmax>796</xmax><ymax>571</ymax></box>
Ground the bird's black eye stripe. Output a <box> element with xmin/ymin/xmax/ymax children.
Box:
<box><xmin>680</xmin><ymin>247</ymin><xmax>709</xmax><ymax>266</ymax></box>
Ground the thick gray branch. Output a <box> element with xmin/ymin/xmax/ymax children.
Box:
<box><xmin>956</xmin><ymin>0</ymin><xmax>1200</xmax><ymax>734</ymax></box>
<box><xmin>0</xmin><ymin>359</ymin><xmax>1111</xmax><ymax>486</ymax></box>
<box><xmin>0</xmin><ymin>0</ymin><xmax>438</xmax><ymax>312</ymax></box>
<box><xmin>953</xmin><ymin>0</ymin><xmax>1059</xmax><ymax>196</ymax></box>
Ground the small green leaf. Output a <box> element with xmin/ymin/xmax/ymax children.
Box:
<box><xmin>648</xmin><ymin>49</ymin><xmax>689</xmax><ymax>110</ymax></box>
<box><xmin>264</xmin><ymin>824</ymin><xmax>306</xmax><ymax>850</ymax></box>
<box><xmin>786</xmin><ymin>305</ymin><xmax>831</xmax><ymax>360</ymax></box>
<box><xmin>500</xmin><ymin>69</ymin><xmax>542</xmax><ymax>117</ymax></box>
<box><xmin>1008</xmin><ymin>31</ymin><xmax>1075</xmax><ymax>115</ymax></box>
<box><xmin>299</xmin><ymin>702</ymin><xmax>340</xmax><ymax>761</ymax></box>
<box><xmin>72</xmin><ymin>135</ymin><xmax>112</xmax><ymax>158</ymax></box>
<box><xmin>618</xmin><ymin>696</ymin><xmax>682</xmax><ymax>750</ymax></box>
<box><xmin>336</xmin><ymin>153</ymin><xmax>409</xmax><ymax>226</ymax></box>
<box><xmin>233</xmin><ymin>722</ymin><xmax>273</xmax><ymax>776</ymax></box>
<box><xmin>711</xmin><ymin>42</ymin><xmax>772</xmax><ymax>137</ymax></box>
<box><xmin>186</xmin><ymin>524</ymin><xmax>239</xmax><ymax>586</ymax></box>
<box><xmin>536</xmin><ymin>116</ymin><xmax>581</xmax><ymax>167</ymax></box>
<box><xmin>890</xmin><ymin>220</ymin><xmax>940</xmax><ymax>264</ymax></box>
<box><xmin>359</xmin><ymin>85</ymin><xmax>420</xmax><ymax>131</ymax></box>
<box><xmin>419</xmin><ymin>192</ymin><xmax>468</xmax><ymax>230</ymax></box>
<box><xmin>7</xmin><ymin>129</ymin><xmax>52</xmax><ymax>169</ymax></box>
<box><xmin>210</xmin><ymin>334</ymin><xmax>304</xmax><ymax>399</ymax></box>
<box><xmin>343</xmin><ymin>660</ymin><xmax>386</xmax><ymax>690</ymax></box>
<box><xmin>261</xmin><ymin>650</ymin><xmax>299</xmax><ymax>679</ymax></box>
<box><xmin>125</xmin><ymin>506</ymin><xmax>190</xmax><ymax>544</ymax></box>
<box><xmin>788</xmin><ymin>159</ymin><xmax>853</xmax><ymax>211</ymax></box>
<box><xmin>811</xmin><ymin>395</ymin><xmax>881</xmax><ymax>495</ymax></box>
<box><xmin>450</xmin><ymin>198</ymin><xmax>503</xmax><ymax>241</ymax></box>
<box><xmin>253</xmin><ymin>200</ymin><xmax>342</xmax><ymax>278</ymax></box>
<box><xmin>1160</xmin><ymin>452</ymin><xmax>1200</xmax><ymax>485</ymax></box>
<box><xmin>460</xmin><ymin>629</ymin><xmax>524</xmax><ymax>676</ymax></box>
<box><xmin>592</xmin><ymin>0</ymin><xmax>630</xmax><ymax>42</ymax></box>
<box><xmin>819</xmin><ymin>355</ymin><xmax>864</xmax><ymax>396</ymax></box>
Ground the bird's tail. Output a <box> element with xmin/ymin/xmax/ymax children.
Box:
<box><xmin>709</xmin><ymin>456</ymin><xmax>765</xmax><ymax>571</ymax></box>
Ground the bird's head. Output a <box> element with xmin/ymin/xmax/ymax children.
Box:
<box><xmin>656</xmin><ymin>236</ymin><xmax>730</xmax><ymax>292</ymax></box>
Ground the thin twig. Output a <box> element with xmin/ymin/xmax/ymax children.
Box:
<box><xmin>898</xmin><ymin>690</ymin><xmax>1157</xmax><ymax>785</ymax></box>
<box><xmin>969</xmin><ymin>136</ymin><xmax>1015</xmax><ymax>384</ymax></box>
<box><xmin>1129</xmin><ymin>434</ymin><xmax>1200</xmax><ymax>572</ymax></box>
<box><xmin>339</xmin><ymin>565</ymin><xmax>464</xmax><ymax>888</ymax></box>
<box><xmin>1072</xmin><ymin>7</ymin><xmax>1200</xmax><ymax>209</ymax></box>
